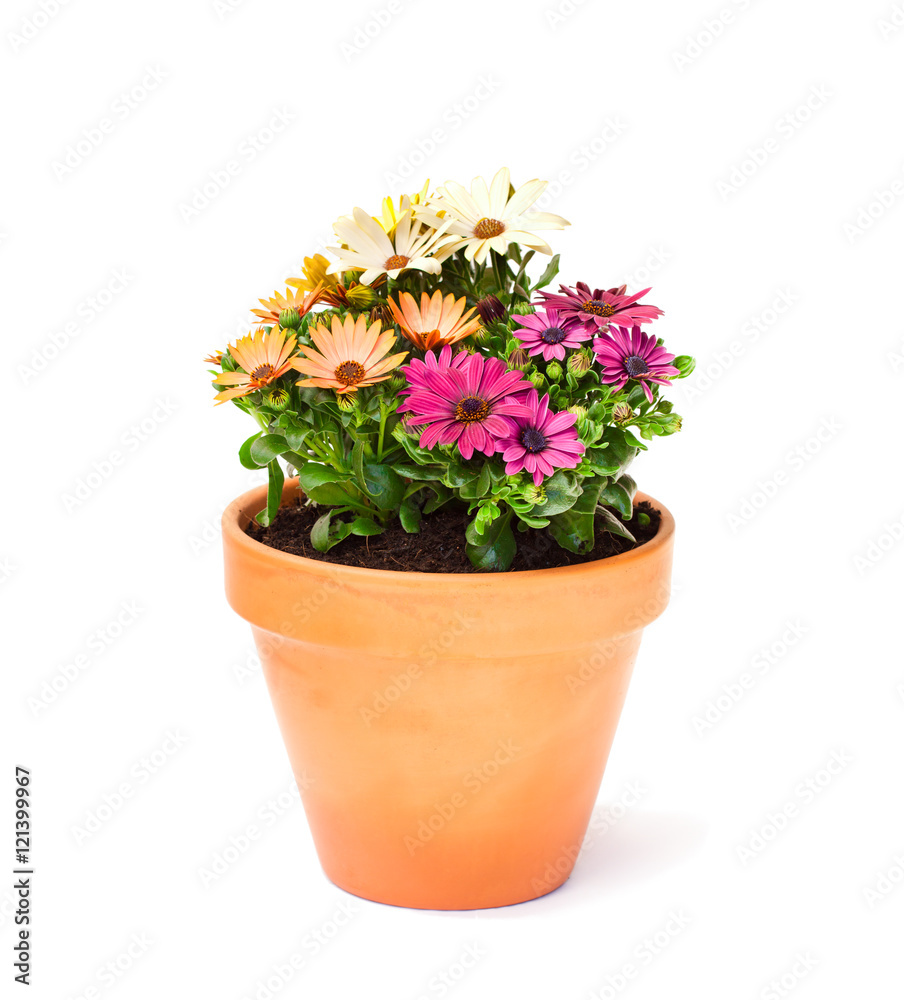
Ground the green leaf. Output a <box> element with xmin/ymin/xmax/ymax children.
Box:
<box><xmin>362</xmin><ymin>463</ymin><xmax>405</xmax><ymax>511</ymax></box>
<box><xmin>239</xmin><ymin>432</ymin><xmax>264</xmax><ymax>470</ymax></box>
<box><xmin>297</xmin><ymin>463</ymin><xmax>346</xmax><ymax>491</ymax></box>
<box><xmin>673</xmin><ymin>355</ymin><xmax>696</xmax><ymax>378</ymax></box>
<box><xmin>516</xmin><ymin>512</ymin><xmax>550</xmax><ymax>529</ymax></box>
<box><xmin>476</xmin><ymin>462</ymin><xmax>492</xmax><ymax>498</ymax></box>
<box><xmin>250</xmin><ymin>433</ymin><xmax>290</xmax><ymax>466</ymax></box>
<box><xmin>532</xmin><ymin>253</ymin><xmax>561</xmax><ymax>292</ymax></box>
<box><xmin>399</xmin><ymin>497</ymin><xmax>422</xmax><ymax>533</ymax></box>
<box><xmin>285</xmin><ymin>420</ymin><xmax>308</xmax><ymax>452</ymax></box>
<box><xmin>310</xmin><ymin>510</ymin><xmax>333</xmax><ymax>552</ymax></box>
<box><xmin>597</xmin><ymin>505</ymin><xmax>636</xmax><ymax>543</ymax></box>
<box><xmin>305</xmin><ymin>480</ymin><xmax>368</xmax><ymax>508</ymax></box>
<box><xmin>531</xmin><ymin>470</ymin><xmax>582</xmax><ymax>517</ymax></box>
<box><xmin>352</xmin><ymin>440</ymin><xmax>368</xmax><ymax>493</ymax></box>
<box><xmin>465</xmin><ymin>509</ymin><xmax>516</xmax><ymax>571</ymax></box>
<box><xmin>390</xmin><ymin>461</ymin><xmax>447</xmax><ymax>481</ymax></box>
<box><xmin>599</xmin><ymin>481</ymin><xmax>633</xmax><ymax>520</ymax></box>
<box><xmin>349</xmin><ymin>517</ymin><xmax>383</xmax><ymax>536</ymax></box>
<box><xmin>255</xmin><ymin>460</ymin><xmax>285</xmax><ymax>527</ymax></box>
<box><xmin>547</xmin><ymin>480</ymin><xmax>605</xmax><ymax>554</ymax></box>
<box><xmin>617</xmin><ymin>473</ymin><xmax>638</xmax><ymax>502</ymax></box>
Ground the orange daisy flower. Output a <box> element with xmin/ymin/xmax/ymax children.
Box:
<box><xmin>212</xmin><ymin>327</ymin><xmax>297</xmax><ymax>404</ymax></box>
<box><xmin>291</xmin><ymin>314</ymin><xmax>407</xmax><ymax>395</ymax></box>
<box><xmin>251</xmin><ymin>283</ymin><xmax>324</xmax><ymax>327</ymax></box>
<box><xmin>388</xmin><ymin>290</ymin><xmax>483</xmax><ymax>351</ymax></box>
<box><xmin>287</xmin><ymin>255</ymin><xmax>374</xmax><ymax>310</ymax></box>
<box><xmin>204</xmin><ymin>350</ymin><xmax>224</xmax><ymax>365</ymax></box>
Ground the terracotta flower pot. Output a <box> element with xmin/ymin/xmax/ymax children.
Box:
<box><xmin>222</xmin><ymin>479</ymin><xmax>675</xmax><ymax>910</ymax></box>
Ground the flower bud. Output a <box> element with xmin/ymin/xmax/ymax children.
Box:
<box><xmin>511</xmin><ymin>299</ymin><xmax>535</xmax><ymax>316</ymax></box>
<box><xmin>278</xmin><ymin>308</ymin><xmax>302</xmax><ymax>330</ymax></box>
<box><xmin>546</xmin><ymin>360</ymin><xmax>564</xmax><ymax>383</ymax></box>
<box><xmin>567</xmin><ymin>350</ymin><xmax>593</xmax><ymax>375</ymax></box>
<box><xmin>508</xmin><ymin>348</ymin><xmax>531</xmax><ymax>371</ymax></box>
<box><xmin>528</xmin><ymin>371</ymin><xmax>547</xmax><ymax>391</ymax></box>
<box><xmin>336</xmin><ymin>393</ymin><xmax>356</xmax><ymax>411</ymax></box>
<box><xmin>523</xmin><ymin>483</ymin><xmax>547</xmax><ymax>505</ymax></box>
<box><xmin>475</xmin><ymin>294</ymin><xmax>505</xmax><ymax>324</ymax></box>
<box><xmin>613</xmin><ymin>402</ymin><xmax>633</xmax><ymax>424</ymax></box>
<box><xmin>389</xmin><ymin>373</ymin><xmax>407</xmax><ymax>392</ymax></box>
<box><xmin>661</xmin><ymin>414</ymin><xmax>682</xmax><ymax>433</ymax></box>
<box><xmin>265</xmin><ymin>386</ymin><xmax>291</xmax><ymax>410</ymax></box>
<box><xmin>567</xmin><ymin>404</ymin><xmax>589</xmax><ymax>433</ymax></box>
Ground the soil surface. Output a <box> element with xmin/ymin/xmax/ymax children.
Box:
<box><xmin>247</xmin><ymin>496</ymin><xmax>662</xmax><ymax>573</ymax></box>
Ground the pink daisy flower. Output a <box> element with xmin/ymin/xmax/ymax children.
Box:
<box><xmin>500</xmin><ymin>390</ymin><xmax>585</xmax><ymax>485</ymax></box>
<box><xmin>399</xmin><ymin>353</ymin><xmax>533</xmax><ymax>460</ymax></box>
<box><xmin>539</xmin><ymin>282</ymin><xmax>663</xmax><ymax>332</ymax></box>
<box><xmin>398</xmin><ymin>343</ymin><xmax>471</xmax><ymax>396</ymax></box>
<box><xmin>512</xmin><ymin>308</ymin><xmax>590</xmax><ymax>361</ymax></box>
<box><xmin>592</xmin><ymin>325</ymin><xmax>679</xmax><ymax>403</ymax></box>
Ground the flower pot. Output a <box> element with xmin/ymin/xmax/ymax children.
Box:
<box><xmin>221</xmin><ymin>478</ymin><xmax>675</xmax><ymax>910</ymax></box>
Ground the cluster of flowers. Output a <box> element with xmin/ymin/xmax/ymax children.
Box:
<box><xmin>208</xmin><ymin>168</ymin><xmax>694</xmax><ymax>570</ymax></box>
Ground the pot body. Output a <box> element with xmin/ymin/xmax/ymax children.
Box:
<box><xmin>222</xmin><ymin>480</ymin><xmax>674</xmax><ymax>910</ymax></box>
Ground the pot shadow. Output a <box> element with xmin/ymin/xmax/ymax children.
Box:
<box><xmin>437</xmin><ymin>808</ymin><xmax>709</xmax><ymax>920</ymax></box>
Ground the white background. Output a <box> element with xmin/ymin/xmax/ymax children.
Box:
<box><xmin>2</xmin><ymin>0</ymin><xmax>903</xmax><ymax>997</ymax></box>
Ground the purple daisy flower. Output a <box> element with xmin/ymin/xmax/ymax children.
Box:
<box><xmin>512</xmin><ymin>308</ymin><xmax>590</xmax><ymax>361</ymax></box>
<box><xmin>592</xmin><ymin>325</ymin><xmax>679</xmax><ymax>403</ymax></box>
<box><xmin>538</xmin><ymin>282</ymin><xmax>663</xmax><ymax>332</ymax></box>
<box><xmin>399</xmin><ymin>353</ymin><xmax>533</xmax><ymax>460</ymax></box>
<box><xmin>500</xmin><ymin>390</ymin><xmax>585</xmax><ymax>486</ymax></box>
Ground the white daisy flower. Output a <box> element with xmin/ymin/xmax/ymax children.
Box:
<box><xmin>414</xmin><ymin>167</ymin><xmax>570</xmax><ymax>265</ymax></box>
<box><xmin>327</xmin><ymin>206</ymin><xmax>454</xmax><ymax>286</ymax></box>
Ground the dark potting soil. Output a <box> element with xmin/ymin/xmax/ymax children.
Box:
<box><xmin>246</xmin><ymin>496</ymin><xmax>662</xmax><ymax>573</ymax></box>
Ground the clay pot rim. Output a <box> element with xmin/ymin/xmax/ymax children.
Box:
<box><xmin>222</xmin><ymin>477</ymin><xmax>675</xmax><ymax>588</ymax></box>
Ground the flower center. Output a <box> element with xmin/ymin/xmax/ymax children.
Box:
<box><xmin>250</xmin><ymin>363</ymin><xmax>276</xmax><ymax>381</ymax></box>
<box><xmin>334</xmin><ymin>360</ymin><xmax>367</xmax><ymax>386</ymax></box>
<box><xmin>473</xmin><ymin>218</ymin><xmax>505</xmax><ymax>239</ymax></box>
<box><xmin>520</xmin><ymin>427</ymin><xmax>547</xmax><ymax>453</ymax></box>
<box><xmin>422</xmin><ymin>328</ymin><xmax>441</xmax><ymax>342</ymax></box>
<box><xmin>454</xmin><ymin>395</ymin><xmax>490</xmax><ymax>423</ymax></box>
<box><xmin>582</xmin><ymin>299</ymin><xmax>615</xmax><ymax>317</ymax></box>
<box><xmin>624</xmin><ymin>355</ymin><xmax>649</xmax><ymax>377</ymax></box>
<box><xmin>540</xmin><ymin>326</ymin><xmax>567</xmax><ymax>344</ymax></box>
<box><xmin>385</xmin><ymin>254</ymin><xmax>410</xmax><ymax>270</ymax></box>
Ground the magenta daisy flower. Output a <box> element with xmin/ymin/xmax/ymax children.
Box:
<box><xmin>538</xmin><ymin>282</ymin><xmax>663</xmax><ymax>332</ymax></box>
<box><xmin>500</xmin><ymin>390</ymin><xmax>585</xmax><ymax>486</ymax></box>
<box><xmin>398</xmin><ymin>343</ymin><xmax>471</xmax><ymax>396</ymax></box>
<box><xmin>512</xmin><ymin>308</ymin><xmax>590</xmax><ymax>361</ymax></box>
<box><xmin>399</xmin><ymin>353</ymin><xmax>533</xmax><ymax>460</ymax></box>
<box><xmin>592</xmin><ymin>325</ymin><xmax>679</xmax><ymax>403</ymax></box>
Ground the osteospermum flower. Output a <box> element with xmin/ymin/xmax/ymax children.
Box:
<box><xmin>389</xmin><ymin>291</ymin><xmax>483</xmax><ymax>351</ymax></box>
<box><xmin>512</xmin><ymin>308</ymin><xmax>590</xmax><ymax>361</ymax></box>
<box><xmin>287</xmin><ymin>255</ymin><xmax>374</xmax><ymax>309</ymax></box>
<box><xmin>399</xmin><ymin>352</ymin><xmax>533</xmax><ymax>460</ymax></box>
<box><xmin>204</xmin><ymin>350</ymin><xmax>224</xmax><ymax>365</ymax></box>
<box><xmin>291</xmin><ymin>314</ymin><xmax>407</xmax><ymax>394</ymax></box>
<box><xmin>251</xmin><ymin>283</ymin><xmax>324</xmax><ymax>327</ymax></box>
<box><xmin>398</xmin><ymin>343</ymin><xmax>473</xmax><ymax>396</ymax></box>
<box><xmin>539</xmin><ymin>282</ymin><xmax>663</xmax><ymax>332</ymax></box>
<box><xmin>377</xmin><ymin>182</ymin><xmax>430</xmax><ymax>233</ymax></box>
<box><xmin>211</xmin><ymin>328</ymin><xmax>297</xmax><ymax>404</ymax></box>
<box><xmin>592</xmin><ymin>325</ymin><xmax>679</xmax><ymax>403</ymax></box>
<box><xmin>500</xmin><ymin>390</ymin><xmax>586</xmax><ymax>486</ymax></box>
<box><xmin>327</xmin><ymin>208</ymin><xmax>454</xmax><ymax>286</ymax></box>
<box><xmin>414</xmin><ymin>167</ymin><xmax>569</xmax><ymax>264</ymax></box>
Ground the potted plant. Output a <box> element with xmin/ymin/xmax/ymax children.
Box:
<box><xmin>213</xmin><ymin>168</ymin><xmax>694</xmax><ymax>910</ymax></box>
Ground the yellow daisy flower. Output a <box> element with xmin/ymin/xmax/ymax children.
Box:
<box><xmin>287</xmin><ymin>254</ymin><xmax>374</xmax><ymax>309</ymax></box>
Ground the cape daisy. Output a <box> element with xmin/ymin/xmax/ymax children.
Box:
<box><xmin>287</xmin><ymin>254</ymin><xmax>374</xmax><ymax>309</ymax></box>
<box><xmin>592</xmin><ymin>325</ymin><xmax>679</xmax><ymax>403</ymax></box>
<box><xmin>512</xmin><ymin>307</ymin><xmax>590</xmax><ymax>361</ymax></box>
<box><xmin>499</xmin><ymin>390</ymin><xmax>585</xmax><ymax>485</ymax></box>
<box><xmin>399</xmin><ymin>351</ymin><xmax>533</xmax><ymax>460</ymax></box>
<box><xmin>292</xmin><ymin>314</ymin><xmax>408</xmax><ymax>394</ymax></box>
<box><xmin>539</xmin><ymin>282</ymin><xmax>663</xmax><ymax>332</ymax></box>
<box><xmin>414</xmin><ymin>167</ymin><xmax>569</xmax><ymax>264</ymax></box>
<box><xmin>389</xmin><ymin>290</ymin><xmax>483</xmax><ymax>351</ymax></box>
<box><xmin>327</xmin><ymin>207</ymin><xmax>454</xmax><ymax>286</ymax></box>
<box><xmin>251</xmin><ymin>283</ymin><xmax>324</xmax><ymax>327</ymax></box>
<box><xmin>211</xmin><ymin>327</ymin><xmax>296</xmax><ymax>404</ymax></box>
